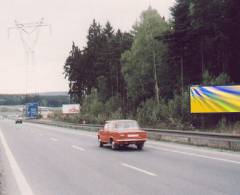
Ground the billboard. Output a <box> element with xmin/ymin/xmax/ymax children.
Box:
<box><xmin>62</xmin><ymin>104</ymin><xmax>80</xmax><ymax>114</ymax></box>
<box><xmin>25</xmin><ymin>102</ymin><xmax>39</xmax><ymax>118</ymax></box>
<box><xmin>190</xmin><ymin>85</ymin><xmax>240</xmax><ymax>113</ymax></box>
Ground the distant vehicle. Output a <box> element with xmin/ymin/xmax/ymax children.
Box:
<box><xmin>98</xmin><ymin>120</ymin><xmax>147</xmax><ymax>150</ymax></box>
<box><xmin>15</xmin><ymin>117</ymin><xmax>23</xmax><ymax>124</ymax></box>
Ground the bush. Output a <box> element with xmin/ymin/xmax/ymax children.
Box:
<box><xmin>217</xmin><ymin>117</ymin><xmax>228</xmax><ymax>130</ymax></box>
<box><xmin>232</xmin><ymin>121</ymin><xmax>240</xmax><ymax>134</ymax></box>
<box><xmin>104</xmin><ymin>96</ymin><xmax>122</xmax><ymax>115</ymax></box>
<box><xmin>79</xmin><ymin>90</ymin><xmax>124</xmax><ymax>124</ymax></box>
<box><xmin>136</xmin><ymin>98</ymin><xmax>168</xmax><ymax>127</ymax></box>
<box><xmin>80</xmin><ymin>89</ymin><xmax>104</xmax><ymax>117</ymax></box>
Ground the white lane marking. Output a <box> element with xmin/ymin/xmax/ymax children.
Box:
<box><xmin>50</xmin><ymin>137</ymin><xmax>58</xmax><ymax>142</ymax></box>
<box><xmin>121</xmin><ymin>163</ymin><xmax>157</xmax><ymax>176</ymax></box>
<box><xmin>147</xmin><ymin>145</ymin><xmax>240</xmax><ymax>165</ymax></box>
<box><xmin>72</xmin><ymin>145</ymin><xmax>85</xmax><ymax>151</ymax></box>
<box><xmin>147</xmin><ymin>141</ymin><xmax>240</xmax><ymax>158</ymax></box>
<box><xmin>0</xmin><ymin>128</ymin><xmax>34</xmax><ymax>195</ymax></box>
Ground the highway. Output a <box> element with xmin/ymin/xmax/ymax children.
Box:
<box><xmin>0</xmin><ymin>120</ymin><xmax>240</xmax><ymax>195</ymax></box>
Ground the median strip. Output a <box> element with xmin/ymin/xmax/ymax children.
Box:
<box><xmin>121</xmin><ymin>163</ymin><xmax>157</xmax><ymax>176</ymax></box>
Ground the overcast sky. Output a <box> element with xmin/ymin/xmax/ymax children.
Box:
<box><xmin>0</xmin><ymin>0</ymin><xmax>175</xmax><ymax>94</ymax></box>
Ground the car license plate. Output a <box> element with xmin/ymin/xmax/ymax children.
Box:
<box><xmin>128</xmin><ymin>134</ymin><xmax>138</xmax><ymax>137</ymax></box>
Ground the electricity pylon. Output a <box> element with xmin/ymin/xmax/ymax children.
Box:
<box><xmin>8</xmin><ymin>18</ymin><xmax>51</xmax><ymax>95</ymax></box>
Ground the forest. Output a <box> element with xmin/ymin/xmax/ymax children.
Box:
<box><xmin>63</xmin><ymin>1</ymin><xmax>240</xmax><ymax>131</ymax></box>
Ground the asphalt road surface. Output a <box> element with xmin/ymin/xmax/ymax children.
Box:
<box><xmin>0</xmin><ymin>119</ymin><xmax>240</xmax><ymax>195</ymax></box>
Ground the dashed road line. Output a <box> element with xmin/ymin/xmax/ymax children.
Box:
<box><xmin>72</xmin><ymin>145</ymin><xmax>85</xmax><ymax>151</ymax></box>
<box><xmin>0</xmin><ymin>128</ymin><xmax>35</xmax><ymax>195</ymax></box>
<box><xmin>50</xmin><ymin>137</ymin><xmax>58</xmax><ymax>142</ymax></box>
<box><xmin>121</xmin><ymin>163</ymin><xmax>157</xmax><ymax>176</ymax></box>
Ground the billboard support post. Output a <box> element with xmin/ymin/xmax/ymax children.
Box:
<box><xmin>180</xmin><ymin>55</ymin><xmax>184</xmax><ymax>117</ymax></box>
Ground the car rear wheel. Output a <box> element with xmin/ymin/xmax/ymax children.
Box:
<box><xmin>136</xmin><ymin>143</ymin><xmax>144</xmax><ymax>150</ymax></box>
<box><xmin>98</xmin><ymin>137</ymin><xmax>104</xmax><ymax>147</ymax></box>
<box><xmin>99</xmin><ymin>141</ymin><xmax>104</xmax><ymax>147</ymax></box>
<box><xmin>111</xmin><ymin>141</ymin><xmax>118</xmax><ymax>150</ymax></box>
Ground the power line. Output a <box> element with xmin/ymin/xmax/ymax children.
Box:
<box><xmin>8</xmin><ymin>18</ymin><xmax>51</xmax><ymax>95</ymax></box>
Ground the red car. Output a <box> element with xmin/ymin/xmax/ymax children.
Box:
<box><xmin>97</xmin><ymin>120</ymin><xmax>147</xmax><ymax>150</ymax></box>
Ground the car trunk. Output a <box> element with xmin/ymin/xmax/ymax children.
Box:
<box><xmin>116</xmin><ymin>129</ymin><xmax>147</xmax><ymax>139</ymax></box>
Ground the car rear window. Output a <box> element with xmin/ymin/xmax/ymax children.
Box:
<box><xmin>114</xmin><ymin>121</ymin><xmax>139</xmax><ymax>130</ymax></box>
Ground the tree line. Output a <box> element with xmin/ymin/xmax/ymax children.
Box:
<box><xmin>0</xmin><ymin>95</ymin><xmax>69</xmax><ymax>107</ymax></box>
<box><xmin>63</xmin><ymin>2</ymin><xmax>240</xmax><ymax>130</ymax></box>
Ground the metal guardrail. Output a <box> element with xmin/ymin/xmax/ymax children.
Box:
<box><xmin>25</xmin><ymin>120</ymin><xmax>102</xmax><ymax>131</ymax></box>
<box><xmin>25</xmin><ymin>119</ymin><xmax>240</xmax><ymax>151</ymax></box>
<box><xmin>144</xmin><ymin>128</ymin><xmax>240</xmax><ymax>140</ymax></box>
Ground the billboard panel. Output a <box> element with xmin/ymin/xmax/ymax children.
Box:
<box><xmin>190</xmin><ymin>85</ymin><xmax>240</xmax><ymax>113</ymax></box>
<box><xmin>62</xmin><ymin>104</ymin><xmax>80</xmax><ymax>114</ymax></box>
<box><xmin>25</xmin><ymin>102</ymin><xmax>38</xmax><ymax>118</ymax></box>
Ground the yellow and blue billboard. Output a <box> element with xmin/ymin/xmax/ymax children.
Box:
<box><xmin>190</xmin><ymin>85</ymin><xmax>240</xmax><ymax>113</ymax></box>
